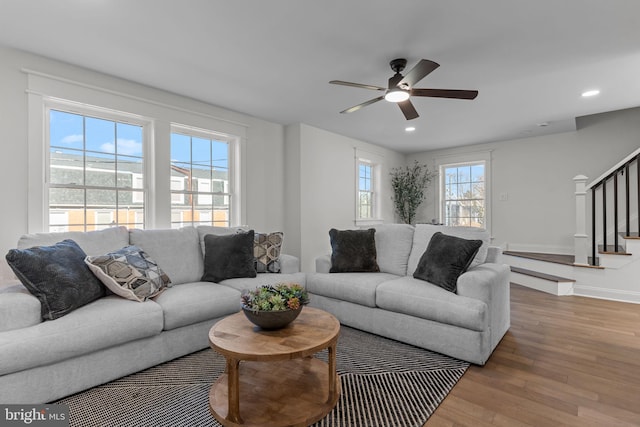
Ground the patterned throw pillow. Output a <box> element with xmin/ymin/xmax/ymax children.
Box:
<box><xmin>254</xmin><ymin>231</ymin><xmax>283</xmax><ymax>273</ymax></box>
<box><xmin>85</xmin><ymin>246</ymin><xmax>171</xmax><ymax>302</ymax></box>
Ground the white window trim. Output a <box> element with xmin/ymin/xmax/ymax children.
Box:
<box><xmin>354</xmin><ymin>148</ymin><xmax>383</xmax><ymax>226</ymax></box>
<box><xmin>435</xmin><ymin>150</ymin><xmax>492</xmax><ymax>235</ymax></box>
<box><xmin>26</xmin><ymin>69</ymin><xmax>247</xmax><ymax>232</ymax></box>
<box><xmin>170</xmin><ymin>123</ymin><xmax>241</xmax><ymax>227</ymax></box>
<box><xmin>43</xmin><ymin>98</ymin><xmax>152</xmax><ymax>231</ymax></box>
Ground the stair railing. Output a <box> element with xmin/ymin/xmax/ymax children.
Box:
<box><xmin>577</xmin><ymin>149</ymin><xmax>640</xmax><ymax>266</ymax></box>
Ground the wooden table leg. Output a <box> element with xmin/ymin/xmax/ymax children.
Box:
<box><xmin>327</xmin><ymin>341</ymin><xmax>338</xmax><ymax>403</ymax></box>
<box><xmin>226</xmin><ymin>357</ymin><xmax>243</xmax><ymax>424</ymax></box>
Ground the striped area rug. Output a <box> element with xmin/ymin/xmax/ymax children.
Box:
<box><xmin>56</xmin><ymin>327</ymin><xmax>468</xmax><ymax>427</ymax></box>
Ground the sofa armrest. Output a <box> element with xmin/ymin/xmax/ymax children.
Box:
<box><xmin>484</xmin><ymin>246</ymin><xmax>502</xmax><ymax>264</ymax></box>
<box><xmin>456</xmin><ymin>263</ymin><xmax>511</xmax><ymax>351</ymax></box>
<box><xmin>279</xmin><ymin>254</ymin><xmax>300</xmax><ymax>274</ymax></box>
<box><xmin>315</xmin><ymin>254</ymin><xmax>331</xmax><ymax>273</ymax></box>
<box><xmin>0</xmin><ymin>284</ymin><xmax>42</xmax><ymax>332</ymax></box>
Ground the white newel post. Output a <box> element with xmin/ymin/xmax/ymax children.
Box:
<box><xmin>574</xmin><ymin>175</ymin><xmax>589</xmax><ymax>265</ymax></box>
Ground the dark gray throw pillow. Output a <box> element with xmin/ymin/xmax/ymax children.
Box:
<box><xmin>202</xmin><ymin>230</ymin><xmax>257</xmax><ymax>283</ymax></box>
<box><xmin>413</xmin><ymin>232</ymin><xmax>482</xmax><ymax>293</ymax></box>
<box><xmin>329</xmin><ymin>228</ymin><xmax>380</xmax><ymax>273</ymax></box>
<box><xmin>5</xmin><ymin>239</ymin><xmax>106</xmax><ymax>320</ymax></box>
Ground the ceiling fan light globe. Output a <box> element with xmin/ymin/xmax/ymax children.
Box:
<box><xmin>384</xmin><ymin>89</ymin><xmax>410</xmax><ymax>103</ymax></box>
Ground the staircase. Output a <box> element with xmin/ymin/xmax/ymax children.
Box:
<box><xmin>505</xmin><ymin>148</ymin><xmax>640</xmax><ymax>303</ymax></box>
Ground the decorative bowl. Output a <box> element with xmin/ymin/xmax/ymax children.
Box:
<box><xmin>241</xmin><ymin>305</ymin><xmax>303</xmax><ymax>330</ymax></box>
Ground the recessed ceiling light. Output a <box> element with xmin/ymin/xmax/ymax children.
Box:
<box><xmin>405</xmin><ymin>126</ymin><xmax>416</xmax><ymax>132</ymax></box>
<box><xmin>581</xmin><ymin>89</ymin><xmax>600</xmax><ymax>97</ymax></box>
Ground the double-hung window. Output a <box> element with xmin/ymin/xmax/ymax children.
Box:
<box><xmin>441</xmin><ymin>161</ymin><xmax>486</xmax><ymax>228</ymax></box>
<box><xmin>170</xmin><ymin>126</ymin><xmax>233</xmax><ymax>228</ymax></box>
<box><xmin>358</xmin><ymin>161</ymin><xmax>374</xmax><ymax>220</ymax></box>
<box><xmin>47</xmin><ymin>107</ymin><xmax>146</xmax><ymax>232</ymax></box>
<box><xmin>355</xmin><ymin>150</ymin><xmax>383</xmax><ymax>225</ymax></box>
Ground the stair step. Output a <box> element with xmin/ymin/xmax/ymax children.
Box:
<box><xmin>509</xmin><ymin>266</ymin><xmax>575</xmax><ymax>296</ymax></box>
<box><xmin>620</xmin><ymin>232</ymin><xmax>640</xmax><ymax>240</ymax></box>
<box><xmin>503</xmin><ymin>251</ymin><xmax>574</xmax><ymax>266</ymax></box>
<box><xmin>504</xmin><ymin>250</ymin><xmax>604</xmax><ymax>269</ymax></box>
<box><xmin>598</xmin><ymin>245</ymin><xmax>631</xmax><ymax>255</ymax></box>
<box><xmin>510</xmin><ymin>266</ymin><xmax>575</xmax><ymax>283</ymax></box>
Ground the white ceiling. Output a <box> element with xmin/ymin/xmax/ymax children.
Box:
<box><xmin>1</xmin><ymin>1</ymin><xmax>639</xmax><ymax>153</ymax></box>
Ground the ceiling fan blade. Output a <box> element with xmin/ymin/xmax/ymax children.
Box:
<box><xmin>330</xmin><ymin>80</ymin><xmax>386</xmax><ymax>91</ymax></box>
<box><xmin>340</xmin><ymin>96</ymin><xmax>385</xmax><ymax>114</ymax></box>
<box><xmin>411</xmin><ymin>88</ymin><xmax>478</xmax><ymax>100</ymax></box>
<box><xmin>398</xmin><ymin>100</ymin><xmax>419</xmax><ymax>120</ymax></box>
<box><xmin>398</xmin><ymin>59</ymin><xmax>439</xmax><ymax>88</ymax></box>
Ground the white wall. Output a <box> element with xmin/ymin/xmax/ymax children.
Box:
<box><xmin>0</xmin><ymin>45</ymin><xmax>287</xmax><ymax>282</ymax></box>
<box><xmin>285</xmin><ymin>124</ymin><xmax>406</xmax><ymax>272</ymax></box>
<box><xmin>409</xmin><ymin>106</ymin><xmax>640</xmax><ymax>254</ymax></box>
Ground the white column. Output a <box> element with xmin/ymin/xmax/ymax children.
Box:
<box><xmin>574</xmin><ymin>175</ymin><xmax>589</xmax><ymax>265</ymax></box>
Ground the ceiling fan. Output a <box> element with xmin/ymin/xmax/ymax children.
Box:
<box><xmin>330</xmin><ymin>58</ymin><xmax>478</xmax><ymax>120</ymax></box>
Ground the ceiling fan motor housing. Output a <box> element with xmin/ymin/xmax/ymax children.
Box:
<box><xmin>389</xmin><ymin>58</ymin><xmax>407</xmax><ymax>74</ymax></box>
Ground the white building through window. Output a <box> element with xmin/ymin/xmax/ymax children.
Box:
<box><xmin>170</xmin><ymin>125</ymin><xmax>235</xmax><ymax>228</ymax></box>
<box><xmin>47</xmin><ymin>106</ymin><xmax>146</xmax><ymax>232</ymax></box>
<box><xmin>28</xmin><ymin>71</ymin><xmax>247</xmax><ymax>233</ymax></box>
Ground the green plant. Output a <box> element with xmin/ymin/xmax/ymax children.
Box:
<box><xmin>241</xmin><ymin>283</ymin><xmax>309</xmax><ymax>312</ymax></box>
<box><xmin>390</xmin><ymin>161</ymin><xmax>437</xmax><ymax>224</ymax></box>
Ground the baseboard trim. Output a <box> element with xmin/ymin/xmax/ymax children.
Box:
<box><xmin>573</xmin><ymin>285</ymin><xmax>640</xmax><ymax>304</ymax></box>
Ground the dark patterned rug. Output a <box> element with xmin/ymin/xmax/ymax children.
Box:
<box><xmin>56</xmin><ymin>327</ymin><xmax>468</xmax><ymax>427</ymax></box>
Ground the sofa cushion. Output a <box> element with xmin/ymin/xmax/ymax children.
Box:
<box><xmin>329</xmin><ymin>228</ymin><xmax>380</xmax><ymax>273</ymax></box>
<box><xmin>413</xmin><ymin>232</ymin><xmax>482</xmax><ymax>293</ymax></box>
<box><xmin>254</xmin><ymin>231</ymin><xmax>284</xmax><ymax>273</ymax></box>
<box><xmin>6</xmin><ymin>239</ymin><xmax>106</xmax><ymax>320</ymax></box>
<box><xmin>202</xmin><ymin>231</ymin><xmax>257</xmax><ymax>283</ymax></box>
<box><xmin>85</xmin><ymin>246</ymin><xmax>171</xmax><ymax>302</ymax></box>
<box><xmin>0</xmin><ymin>295</ymin><xmax>163</xmax><ymax>376</ymax></box>
<box><xmin>376</xmin><ymin>276</ymin><xmax>488</xmax><ymax>332</ymax></box>
<box><xmin>152</xmin><ymin>282</ymin><xmax>241</xmax><ymax>330</ymax></box>
<box><xmin>129</xmin><ymin>227</ymin><xmax>203</xmax><ymax>285</ymax></box>
<box><xmin>407</xmin><ymin>224</ymin><xmax>490</xmax><ymax>274</ymax></box>
<box><xmin>373</xmin><ymin>224</ymin><xmax>415</xmax><ymax>276</ymax></box>
<box><xmin>219</xmin><ymin>272</ymin><xmax>307</xmax><ymax>293</ymax></box>
<box><xmin>17</xmin><ymin>226</ymin><xmax>130</xmax><ymax>256</ymax></box>
<box><xmin>306</xmin><ymin>272</ymin><xmax>399</xmax><ymax>308</ymax></box>
<box><xmin>0</xmin><ymin>285</ymin><xmax>42</xmax><ymax>332</ymax></box>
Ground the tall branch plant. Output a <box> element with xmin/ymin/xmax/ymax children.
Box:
<box><xmin>390</xmin><ymin>161</ymin><xmax>437</xmax><ymax>224</ymax></box>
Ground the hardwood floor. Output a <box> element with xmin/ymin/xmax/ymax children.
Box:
<box><xmin>425</xmin><ymin>284</ymin><xmax>640</xmax><ymax>426</ymax></box>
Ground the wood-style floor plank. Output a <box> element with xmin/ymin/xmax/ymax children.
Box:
<box><xmin>425</xmin><ymin>284</ymin><xmax>640</xmax><ymax>426</ymax></box>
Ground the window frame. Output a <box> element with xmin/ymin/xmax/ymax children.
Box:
<box><xmin>436</xmin><ymin>151</ymin><xmax>492</xmax><ymax>234</ymax></box>
<box><xmin>26</xmin><ymin>70</ymin><xmax>248</xmax><ymax>233</ymax></box>
<box><xmin>169</xmin><ymin>124</ymin><xmax>240</xmax><ymax>229</ymax></box>
<box><xmin>44</xmin><ymin>99</ymin><xmax>152</xmax><ymax>232</ymax></box>
<box><xmin>354</xmin><ymin>155</ymin><xmax>383</xmax><ymax>226</ymax></box>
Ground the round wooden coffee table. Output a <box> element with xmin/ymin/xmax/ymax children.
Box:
<box><xmin>208</xmin><ymin>307</ymin><xmax>341</xmax><ymax>427</ymax></box>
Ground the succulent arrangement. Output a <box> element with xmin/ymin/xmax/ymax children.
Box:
<box><xmin>241</xmin><ymin>283</ymin><xmax>309</xmax><ymax>312</ymax></box>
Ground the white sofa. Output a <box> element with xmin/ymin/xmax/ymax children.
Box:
<box><xmin>0</xmin><ymin>226</ymin><xmax>303</xmax><ymax>404</ymax></box>
<box><xmin>307</xmin><ymin>224</ymin><xmax>510</xmax><ymax>365</ymax></box>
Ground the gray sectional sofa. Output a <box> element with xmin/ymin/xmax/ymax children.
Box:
<box><xmin>0</xmin><ymin>223</ymin><xmax>510</xmax><ymax>404</ymax></box>
<box><xmin>307</xmin><ymin>224</ymin><xmax>511</xmax><ymax>365</ymax></box>
<box><xmin>0</xmin><ymin>226</ymin><xmax>303</xmax><ymax>404</ymax></box>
